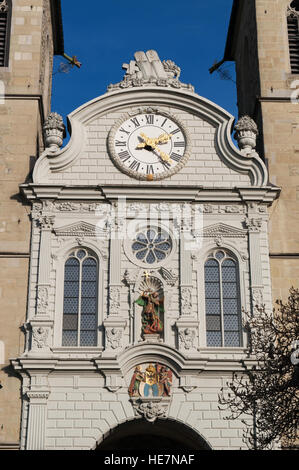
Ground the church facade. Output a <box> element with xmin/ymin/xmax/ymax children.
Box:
<box><xmin>11</xmin><ymin>50</ymin><xmax>279</xmax><ymax>450</ymax></box>
<box><xmin>0</xmin><ymin>0</ymin><xmax>297</xmax><ymax>451</ymax></box>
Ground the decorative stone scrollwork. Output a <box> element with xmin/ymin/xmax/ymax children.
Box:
<box><xmin>0</xmin><ymin>0</ymin><xmax>8</xmax><ymax>13</ymax></box>
<box><xmin>131</xmin><ymin>398</ymin><xmax>170</xmax><ymax>423</ymax></box>
<box><xmin>159</xmin><ymin>267</ymin><xmax>178</xmax><ymax>287</ymax></box>
<box><xmin>181</xmin><ymin>287</ymin><xmax>192</xmax><ymax>315</ymax></box>
<box><xmin>43</xmin><ymin>112</ymin><xmax>66</xmax><ymax>150</ymax></box>
<box><xmin>109</xmin><ymin>287</ymin><xmax>121</xmax><ymax>315</ymax></box>
<box><xmin>105</xmin><ymin>328</ymin><xmax>122</xmax><ymax>349</ymax></box>
<box><xmin>179</xmin><ymin>328</ymin><xmax>196</xmax><ymax>350</ymax></box>
<box><xmin>36</xmin><ymin>285</ymin><xmax>48</xmax><ymax>315</ymax></box>
<box><xmin>252</xmin><ymin>287</ymin><xmax>264</xmax><ymax>315</ymax></box>
<box><xmin>287</xmin><ymin>2</ymin><xmax>299</xmax><ymax>17</ymax></box>
<box><xmin>32</xmin><ymin>327</ymin><xmax>49</xmax><ymax>349</ymax></box>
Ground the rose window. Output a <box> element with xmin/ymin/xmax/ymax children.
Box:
<box><xmin>132</xmin><ymin>228</ymin><xmax>172</xmax><ymax>264</ymax></box>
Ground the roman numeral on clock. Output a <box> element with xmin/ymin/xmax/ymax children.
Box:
<box><xmin>174</xmin><ymin>141</ymin><xmax>185</xmax><ymax>148</ymax></box>
<box><xmin>130</xmin><ymin>117</ymin><xmax>140</xmax><ymax>128</ymax></box>
<box><xmin>145</xmin><ymin>115</ymin><xmax>154</xmax><ymax>124</ymax></box>
<box><xmin>170</xmin><ymin>128</ymin><xmax>180</xmax><ymax>135</ymax></box>
<box><xmin>115</xmin><ymin>140</ymin><xmax>126</xmax><ymax>146</ymax></box>
<box><xmin>161</xmin><ymin>161</ymin><xmax>171</xmax><ymax>170</ymax></box>
<box><xmin>118</xmin><ymin>150</ymin><xmax>130</xmax><ymax>162</ymax></box>
<box><xmin>119</xmin><ymin>127</ymin><xmax>130</xmax><ymax>135</ymax></box>
<box><xmin>170</xmin><ymin>152</ymin><xmax>182</xmax><ymax>162</ymax></box>
<box><xmin>129</xmin><ymin>160</ymin><xmax>140</xmax><ymax>171</ymax></box>
<box><xmin>146</xmin><ymin>164</ymin><xmax>154</xmax><ymax>175</ymax></box>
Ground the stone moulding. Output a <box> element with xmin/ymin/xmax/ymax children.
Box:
<box><xmin>53</xmin><ymin>221</ymin><xmax>106</xmax><ymax>238</ymax></box>
<box><xmin>32</xmin><ymin>87</ymin><xmax>269</xmax><ymax>186</ymax></box>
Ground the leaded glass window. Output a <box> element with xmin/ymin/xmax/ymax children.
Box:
<box><xmin>204</xmin><ymin>250</ymin><xmax>242</xmax><ymax>347</ymax></box>
<box><xmin>131</xmin><ymin>227</ymin><xmax>172</xmax><ymax>264</ymax></box>
<box><xmin>62</xmin><ymin>249</ymin><xmax>98</xmax><ymax>347</ymax></box>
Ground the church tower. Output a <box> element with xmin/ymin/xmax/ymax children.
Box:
<box><xmin>219</xmin><ymin>0</ymin><xmax>299</xmax><ymax>301</ymax></box>
<box><xmin>0</xmin><ymin>0</ymin><xmax>63</xmax><ymax>449</ymax></box>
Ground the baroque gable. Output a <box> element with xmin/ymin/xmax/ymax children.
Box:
<box><xmin>30</xmin><ymin>51</ymin><xmax>271</xmax><ymax>190</ymax></box>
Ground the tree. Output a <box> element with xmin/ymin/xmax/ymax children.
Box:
<box><xmin>219</xmin><ymin>288</ymin><xmax>299</xmax><ymax>449</ymax></box>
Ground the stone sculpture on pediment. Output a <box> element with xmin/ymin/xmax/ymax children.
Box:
<box><xmin>107</xmin><ymin>50</ymin><xmax>194</xmax><ymax>92</ymax></box>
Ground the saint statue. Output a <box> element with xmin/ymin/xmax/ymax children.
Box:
<box><xmin>135</xmin><ymin>289</ymin><xmax>164</xmax><ymax>336</ymax></box>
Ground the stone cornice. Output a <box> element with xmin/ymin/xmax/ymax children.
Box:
<box><xmin>11</xmin><ymin>348</ymin><xmax>255</xmax><ymax>374</ymax></box>
<box><xmin>20</xmin><ymin>184</ymin><xmax>280</xmax><ymax>205</ymax></box>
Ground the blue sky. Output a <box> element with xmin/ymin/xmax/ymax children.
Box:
<box><xmin>52</xmin><ymin>0</ymin><xmax>236</xmax><ymax>129</ymax></box>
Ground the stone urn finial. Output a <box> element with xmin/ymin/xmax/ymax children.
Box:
<box><xmin>43</xmin><ymin>112</ymin><xmax>66</xmax><ymax>150</ymax></box>
<box><xmin>234</xmin><ymin>115</ymin><xmax>259</xmax><ymax>155</ymax></box>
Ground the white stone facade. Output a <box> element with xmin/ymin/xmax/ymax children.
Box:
<box><xmin>12</xmin><ymin>55</ymin><xmax>280</xmax><ymax>450</ymax></box>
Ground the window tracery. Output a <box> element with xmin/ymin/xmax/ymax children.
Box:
<box><xmin>62</xmin><ymin>248</ymin><xmax>98</xmax><ymax>347</ymax></box>
<box><xmin>204</xmin><ymin>250</ymin><xmax>242</xmax><ymax>347</ymax></box>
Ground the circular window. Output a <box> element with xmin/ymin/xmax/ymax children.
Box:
<box><xmin>131</xmin><ymin>227</ymin><xmax>172</xmax><ymax>264</ymax></box>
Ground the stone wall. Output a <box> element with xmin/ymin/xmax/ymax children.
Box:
<box><xmin>0</xmin><ymin>0</ymin><xmax>54</xmax><ymax>446</ymax></box>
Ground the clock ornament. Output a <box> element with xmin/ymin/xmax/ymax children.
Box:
<box><xmin>108</xmin><ymin>108</ymin><xmax>190</xmax><ymax>181</ymax></box>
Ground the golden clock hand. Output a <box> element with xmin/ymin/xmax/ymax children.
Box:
<box><xmin>154</xmin><ymin>133</ymin><xmax>172</xmax><ymax>145</ymax></box>
<box><xmin>155</xmin><ymin>146</ymin><xmax>172</xmax><ymax>164</ymax></box>
<box><xmin>137</xmin><ymin>133</ymin><xmax>157</xmax><ymax>149</ymax></box>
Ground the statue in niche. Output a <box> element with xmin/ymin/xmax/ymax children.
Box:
<box><xmin>128</xmin><ymin>363</ymin><xmax>172</xmax><ymax>398</ymax></box>
<box><xmin>135</xmin><ymin>273</ymin><xmax>164</xmax><ymax>337</ymax></box>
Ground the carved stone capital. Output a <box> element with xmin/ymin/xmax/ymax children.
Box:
<box><xmin>244</xmin><ymin>217</ymin><xmax>263</xmax><ymax>233</ymax></box>
<box><xmin>38</xmin><ymin>216</ymin><xmax>55</xmax><ymax>230</ymax></box>
<box><xmin>26</xmin><ymin>391</ymin><xmax>50</xmax><ymax>401</ymax></box>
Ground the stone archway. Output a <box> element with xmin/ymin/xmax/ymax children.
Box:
<box><xmin>96</xmin><ymin>418</ymin><xmax>212</xmax><ymax>451</ymax></box>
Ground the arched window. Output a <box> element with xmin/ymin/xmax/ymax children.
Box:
<box><xmin>287</xmin><ymin>1</ymin><xmax>299</xmax><ymax>74</ymax></box>
<box><xmin>0</xmin><ymin>0</ymin><xmax>12</xmax><ymax>67</ymax></box>
<box><xmin>204</xmin><ymin>250</ymin><xmax>242</xmax><ymax>347</ymax></box>
<box><xmin>62</xmin><ymin>248</ymin><xmax>98</xmax><ymax>347</ymax></box>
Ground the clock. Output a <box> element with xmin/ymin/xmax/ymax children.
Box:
<box><xmin>108</xmin><ymin>109</ymin><xmax>190</xmax><ymax>181</ymax></box>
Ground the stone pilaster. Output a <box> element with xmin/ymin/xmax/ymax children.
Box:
<box><xmin>26</xmin><ymin>391</ymin><xmax>49</xmax><ymax>450</ymax></box>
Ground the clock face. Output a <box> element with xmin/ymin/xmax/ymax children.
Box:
<box><xmin>108</xmin><ymin>111</ymin><xmax>190</xmax><ymax>180</ymax></box>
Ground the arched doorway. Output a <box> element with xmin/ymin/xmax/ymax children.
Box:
<box><xmin>96</xmin><ymin>419</ymin><xmax>211</xmax><ymax>451</ymax></box>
